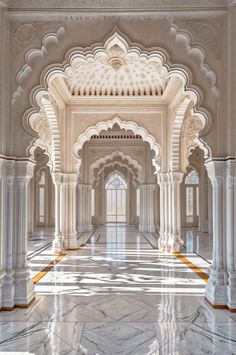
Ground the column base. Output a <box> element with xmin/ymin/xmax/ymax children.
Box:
<box><xmin>14</xmin><ymin>268</ymin><xmax>35</xmax><ymax>307</ymax></box>
<box><xmin>158</xmin><ymin>233</ymin><xmax>168</xmax><ymax>251</ymax></box>
<box><xmin>0</xmin><ymin>271</ymin><xmax>6</xmax><ymax>309</ymax></box>
<box><xmin>227</xmin><ymin>271</ymin><xmax>236</xmax><ymax>309</ymax></box>
<box><xmin>1</xmin><ymin>271</ymin><xmax>15</xmax><ymax>309</ymax></box>
<box><xmin>168</xmin><ymin>234</ymin><xmax>184</xmax><ymax>253</ymax></box>
<box><xmin>84</xmin><ymin>224</ymin><xmax>93</xmax><ymax>232</ymax></box>
<box><xmin>52</xmin><ymin>234</ymin><xmax>64</xmax><ymax>253</ymax></box>
<box><xmin>64</xmin><ymin>232</ymin><xmax>79</xmax><ymax>250</ymax></box>
<box><xmin>205</xmin><ymin>269</ymin><xmax>227</xmax><ymax>306</ymax></box>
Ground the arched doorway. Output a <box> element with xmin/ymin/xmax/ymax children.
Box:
<box><xmin>105</xmin><ymin>173</ymin><xmax>127</xmax><ymax>223</ymax></box>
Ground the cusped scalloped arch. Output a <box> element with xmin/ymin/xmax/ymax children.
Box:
<box><xmin>73</xmin><ymin>116</ymin><xmax>161</xmax><ymax>174</ymax></box>
<box><xmin>89</xmin><ymin>149</ymin><xmax>143</xmax><ymax>183</ymax></box>
<box><xmin>94</xmin><ymin>162</ymin><xmax>140</xmax><ymax>187</ymax></box>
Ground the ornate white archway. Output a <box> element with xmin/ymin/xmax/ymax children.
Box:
<box><xmin>73</xmin><ymin>116</ymin><xmax>161</xmax><ymax>175</ymax></box>
<box><xmin>89</xmin><ymin>150</ymin><xmax>143</xmax><ymax>183</ymax></box>
<box><xmin>22</xmin><ymin>31</ymin><xmax>212</xmax><ymax>168</ymax></box>
<box><xmin>93</xmin><ymin>161</ymin><xmax>140</xmax><ymax>187</ymax></box>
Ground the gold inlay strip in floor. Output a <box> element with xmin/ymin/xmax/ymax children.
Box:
<box><xmin>173</xmin><ymin>252</ymin><xmax>209</xmax><ymax>282</ymax></box>
<box><xmin>32</xmin><ymin>253</ymin><xmax>65</xmax><ymax>284</ymax></box>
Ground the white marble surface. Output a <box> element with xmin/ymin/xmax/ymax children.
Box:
<box><xmin>182</xmin><ymin>228</ymin><xmax>213</xmax><ymax>264</ymax></box>
<box><xmin>0</xmin><ymin>225</ymin><xmax>235</xmax><ymax>354</ymax></box>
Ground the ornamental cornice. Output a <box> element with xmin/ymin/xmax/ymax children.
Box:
<box><xmin>7</xmin><ymin>0</ymin><xmax>228</xmax><ymax>11</ymax></box>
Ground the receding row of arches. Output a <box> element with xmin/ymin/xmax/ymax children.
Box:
<box><xmin>31</xmin><ymin>145</ymin><xmax>211</xmax><ymax>234</ymax></box>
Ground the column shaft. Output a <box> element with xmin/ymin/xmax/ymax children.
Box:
<box><xmin>52</xmin><ymin>173</ymin><xmax>63</xmax><ymax>253</ymax></box>
<box><xmin>139</xmin><ymin>184</ymin><xmax>155</xmax><ymax>233</ymax></box>
<box><xmin>62</xmin><ymin>174</ymin><xmax>78</xmax><ymax>250</ymax></box>
<box><xmin>14</xmin><ymin>161</ymin><xmax>35</xmax><ymax>306</ymax></box>
<box><xmin>205</xmin><ymin>160</ymin><xmax>227</xmax><ymax>306</ymax></box>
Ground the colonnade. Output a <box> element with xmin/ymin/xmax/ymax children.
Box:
<box><xmin>1</xmin><ymin>156</ymin><xmax>236</xmax><ymax>310</ymax></box>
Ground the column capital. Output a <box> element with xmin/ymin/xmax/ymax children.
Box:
<box><xmin>139</xmin><ymin>183</ymin><xmax>156</xmax><ymax>191</ymax></box>
<box><xmin>170</xmin><ymin>171</ymin><xmax>184</xmax><ymax>184</ymax></box>
<box><xmin>205</xmin><ymin>159</ymin><xmax>226</xmax><ymax>188</ymax></box>
<box><xmin>52</xmin><ymin>172</ymin><xmax>63</xmax><ymax>184</ymax></box>
<box><xmin>157</xmin><ymin>172</ymin><xmax>169</xmax><ymax>184</ymax></box>
<box><xmin>16</xmin><ymin>160</ymin><xmax>34</xmax><ymax>180</ymax></box>
<box><xmin>225</xmin><ymin>159</ymin><xmax>236</xmax><ymax>189</ymax></box>
<box><xmin>0</xmin><ymin>157</ymin><xmax>5</xmax><ymax>176</ymax></box>
<box><xmin>62</xmin><ymin>173</ymin><xmax>78</xmax><ymax>184</ymax></box>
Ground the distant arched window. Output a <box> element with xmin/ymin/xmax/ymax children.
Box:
<box><xmin>106</xmin><ymin>173</ymin><xmax>127</xmax><ymax>223</ymax></box>
<box><xmin>106</xmin><ymin>173</ymin><xmax>127</xmax><ymax>190</ymax></box>
<box><xmin>38</xmin><ymin>170</ymin><xmax>46</xmax><ymax>224</ymax></box>
<box><xmin>185</xmin><ymin>170</ymin><xmax>199</xmax><ymax>185</ymax></box>
<box><xmin>184</xmin><ymin>169</ymin><xmax>199</xmax><ymax>225</ymax></box>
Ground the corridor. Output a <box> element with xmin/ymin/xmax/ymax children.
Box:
<box><xmin>0</xmin><ymin>225</ymin><xmax>235</xmax><ymax>354</ymax></box>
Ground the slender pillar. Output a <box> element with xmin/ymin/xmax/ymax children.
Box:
<box><xmin>157</xmin><ymin>173</ymin><xmax>168</xmax><ymax>250</ymax></box>
<box><xmin>77</xmin><ymin>184</ymin><xmax>93</xmax><ymax>232</ymax></box>
<box><xmin>1</xmin><ymin>160</ymin><xmax>16</xmax><ymax>308</ymax></box>
<box><xmin>14</xmin><ymin>161</ymin><xmax>35</xmax><ymax>306</ymax></box>
<box><xmin>62</xmin><ymin>173</ymin><xmax>78</xmax><ymax>250</ymax></box>
<box><xmin>0</xmin><ymin>158</ymin><xmax>5</xmax><ymax>309</ymax></box>
<box><xmin>199</xmin><ymin>168</ymin><xmax>209</xmax><ymax>232</ymax></box>
<box><xmin>84</xmin><ymin>184</ymin><xmax>93</xmax><ymax>232</ymax></box>
<box><xmin>52</xmin><ymin>173</ymin><xmax>63</xmax><ymax>253</ymax></box>
<box><xmin>77</xmin><ymin>184</ymin><xmax>84</xmax><ymax>232</ymax></box>
<box><xmin>208</xmin><ymin>179</ymin><xmax>213</xmax><ymax>234</ymax></box>
<box><xmin>205</xmin><ymin>160</ymin><xmax>227</xmax><ymax>306</ymax></box>
<box><xmin>169</xmin><ymin>172</ymin><xmax>184</xmax><ymax>252</ymax></box>
<box><xmin>226</xmin><ymin>160</ymin><xmax>236</xmax><ymax>309</ymax></box>
<box><xmin>139</xmin><ymin>184</ymin><xmax>155</xmax><ymax>233</ymax></box>
<box><xmin>28</xmin><ymin>177</ymin><xmax>34</xmax><ymax>236</ymax></box>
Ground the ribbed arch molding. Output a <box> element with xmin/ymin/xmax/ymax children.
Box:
<box><xmin>89</xmin><ymin>150</ymin><xmax>143</xmax><ymax>183</ymax></box>
<box><xmin>73</xmin><ymin>116</ymin><xmax>161</xmax><ymax>174</ymax></box>
<box><xmin>27</xmin><ymin>92</ymin><xmax>61</xmax><ymax>172</ymax></box>
<box><xmin>93</xmin><ymin>162</ymin><xmax>139</xmax><ymax>187</ymax></box>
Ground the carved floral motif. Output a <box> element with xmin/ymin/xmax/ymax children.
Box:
<box><xmin>181</xmin><ymin>115</ymin><xmax>204</xmax><ymax>172</ymax></box>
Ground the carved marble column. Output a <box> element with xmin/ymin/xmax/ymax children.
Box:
<box><xmin>28</xmin><ymin>177</ymin><xmax>34</xmax><ymax>236</ymax></box>
<box><xmin>139</xmin><ymin>184</ymin><xmax>155</xmax><ymax>233</ymax></box>
<box><xmin>157</xmin><ymin>173</ymin><xmax>168</xmax><ymax>250</ymax></box>
<box><xmin>225</xmin><ymin>160</ymin><xmax>236</xmax><ymax>309</ymax></box>
<box><xmin>62</xmin><ymin>173</ymin><xmax>78</xmax><ymax>250</ymax></box>
<box><xmin>1</xmin><ymin>160</ymin><xmax>16</xmax><ymax>308</ymax></box>
<box><xmin>199</xmin><ymin>169</ymin><xmax>209</xmax><ymax>232</ymax></box>
<box><xmin>169</xmin><ymin>172</ymin><xmax>184</xmax><ymax>252</ymax></box>
<box><xmin>77</xmin><ymin>184</ymin><xmax>84</xmax><ymax>233</ymax></box>
<box><xmin>0</xmin><ymin>158</ymin><xmax>6</xmax><ymax>309</ymax></box>
<box><xmin>84</xmin><ymin>184</ymin><xmax>93</xmax><ymax>232</ymax></box>
<box><xmin>205</xmin><ymin>160</ymin><xmax>227</xmax><ymax>307</ymax></box>
<box><xmin>14</xmin><ymin>161</ymin><xmax>35</xmax><ymax>307</ymax></box>
<box><xmin>52</xmin><ymin>173</ymin><xmax>63</xmax><ymax>253</ymax></box>
<box><xmin>77</xmin><ymin>184</ymin><xmax>93</xmax><ymax>233</ymax></box>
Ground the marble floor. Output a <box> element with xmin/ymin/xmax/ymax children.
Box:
<box><xmin>0</xmin><ymin>225</ymin><xmax>235</xmax><ymax>355</ymax></box>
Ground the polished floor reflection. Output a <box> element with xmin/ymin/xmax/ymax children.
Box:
<box><xmin>0</xmin><ymin>225</ymin><xmax>235</xmax><ymax>354</ymax></box>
